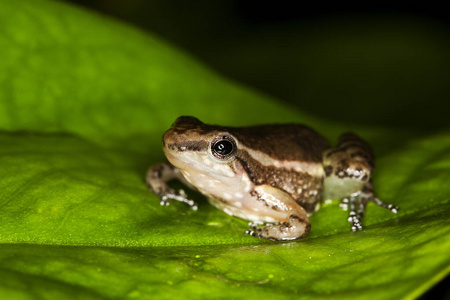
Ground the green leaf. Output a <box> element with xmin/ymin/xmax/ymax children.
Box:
<box><xmin>0</xmin><ymin>1</ymin><xmax>448</xmax><ymax>299</ymax></box>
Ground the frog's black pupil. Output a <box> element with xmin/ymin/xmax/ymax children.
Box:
<box><xmin>214</xmin><ymin>140</ymin><xmax>233</xmax><ymax>155</ymax></box>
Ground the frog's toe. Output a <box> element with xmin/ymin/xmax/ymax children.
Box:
<box><xmin>343</xmin><ymin>183</ymin><xmax>399</xmax><ymax>232</ymax></box>
<box><xmin>245</xmin><ymin>229</ymin><xmax>259</xmax><ymax>238</ymax></box>
<box><xmin>160</xmin><ymin>189</ymin><xmax>198</xmax><ymax>210</ymax></box>
<box><xmin>160</xmin><ymin>196</ymin><xmax>170</xmax><ymax>206</ymax></box>
<box><xmin>245</xmin><ymin>222</ymin><xmax>264</xmax><ymax>238</ymax></box>
<box><xmin>245</xmin><ymin>223</ymin><xmax>273</xmax><ymax>239</ymax></box>
<box><xmin>346</xmin><ymin>198</ymin><xmax>363</xmax><ymax>231</ymax></box>
<box><xmin>350</xmin><ymin>216</ymin><xmax>363</xmax><ymax>231</ymax></box>
<box><xmin>372</xmin><ymin>197</ymin><xmax>399</xmax><ymax>213</ymax></box>
<box><xmin>339</xmin><ymin>197</ymin><xmax>349</xmax><ymax>211</ymax></box>
<box><xmin>244</xmin><ymin>225</ymin><xmax>279</xmax><ymax>241</ymax></box>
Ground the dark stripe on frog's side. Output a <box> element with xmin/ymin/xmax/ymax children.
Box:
<box><xmin>235</xmin><ymin>150</ymin><xmax>323</xmax><ymax>213</ymax></box>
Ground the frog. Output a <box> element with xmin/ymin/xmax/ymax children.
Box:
<box><xmin>146</xmin><ymin>116</ymin><xmax>398</xmax><ymax>241</ymax></box>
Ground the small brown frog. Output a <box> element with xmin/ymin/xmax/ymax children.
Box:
<box><xmin>147</xmin><ymin>116</ymin><xmax>398</xmax><ymax>240</ymax></box>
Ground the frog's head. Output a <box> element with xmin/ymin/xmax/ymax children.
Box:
<box><xmin>162</xmin><ymin>116</ymin><xmax>238</xmax><ymax>178</ymax></box>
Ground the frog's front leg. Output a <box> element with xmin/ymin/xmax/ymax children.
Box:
<box><xmin>244</xmin><ymin>185</ymin><xmax>311</xmax><ymax>241</ymax></box>
<box><xmin>146</xmin><ymin>163</ymin><xmax>198</xmax><ymax>210</ymax></box>
<box><xmin>322</xmin><ymin>133</ymin><xmax>398</xmax><ymax>231</ymax></box>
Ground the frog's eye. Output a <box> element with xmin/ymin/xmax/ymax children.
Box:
<box><xmin>210</xmin><ymin>135</ymin><xmax>237</xmax><ymax>162</ymax></box>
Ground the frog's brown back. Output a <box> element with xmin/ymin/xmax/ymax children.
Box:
<box><xmin>230</xmin><ymin>124</ymin><xmax>329</xmax><ymax>163</ymax></box>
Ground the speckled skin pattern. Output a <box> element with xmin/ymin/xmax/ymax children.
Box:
<box><xmin>146</xmin><ymin>116</ymin><xmax>398</xmax><ymax>240</ymax></box>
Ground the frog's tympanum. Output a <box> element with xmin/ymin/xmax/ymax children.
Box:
<box><xmin>147</xmin><ymin>116</ymin><xmax>398</xmax><ymax>241</ymax></box>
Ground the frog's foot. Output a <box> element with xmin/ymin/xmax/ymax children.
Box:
<box><xmin>160</xmin><ymin>188</ymin><xmax>198</xmax><ymax>210</ymax></box>
<box><xmin>345</xmin><ymin>182</ymin><xmax>399</xmax><ymax>231</ymax></box>
<box><xmin>146</xmin><ymin>163</ymin><xmax>198</xmax><ymax>210</ymax></box>
<box><xmin>323</xmin><ymin>133</ymin><xmax>398</xmax><ymax>231</ymax></box>
<box><xmin>245</xmin><ymin>215</ymin><xmax>311</xmax><ymax>241</ymax></box>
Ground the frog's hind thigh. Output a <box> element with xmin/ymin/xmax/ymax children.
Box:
<box><xmin>322</xmin><ymin>133</ymin><xmax>374</xmax><ymax>200</ymax></box>
<box><xmin>322</xmin><ymin>133</ymin><xmax>398</xmax><ymax>230</ymax></box>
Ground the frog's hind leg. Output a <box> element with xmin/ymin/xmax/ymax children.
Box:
<box><xmin>322</xmin><ymin>133</ymin><xmax>399</xmax><ymax>231</ymax></box>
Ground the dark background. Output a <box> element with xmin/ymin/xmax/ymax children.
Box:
<box><xmin>63</xmin><ymin>0</ymin><xmax>450</xmax><ymax>135</ymax></box>
<box><xmin>65</xmin><ymin>1</ymin><xmax>450</xmax><ymax>132</ymax></box>
<box><xmin>63</xmin><ymin>2</ymin><xmax>450</xmax><ymax>295</ymax></box>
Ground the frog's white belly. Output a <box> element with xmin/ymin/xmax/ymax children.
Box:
<box><xmin>181</xmin><ymin>168</ymin><xmax>277</xmax><ymax>223</ymax></box>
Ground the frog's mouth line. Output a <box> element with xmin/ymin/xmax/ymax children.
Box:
<box><xmin>164</xmin><ymin>141</ymin><xmax>208</xmax><ymax>153</ymax></box>
<box><xmin>163</xmin><ymin>149</ymin><xmax>206</xmax><ymax>172</ymax></box>
<box><xmin>164</xmin><ymin>148</ymin><xmax>237</xmax><ymax>179</ymax></box>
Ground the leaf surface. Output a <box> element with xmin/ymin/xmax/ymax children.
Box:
<box><xmin>0</xmin><ymin>1</ymin><xmax>448</xmax><ymax>299</ymax></box>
